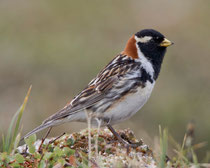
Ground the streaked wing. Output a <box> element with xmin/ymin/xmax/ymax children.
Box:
<box><xmin>22</xmin><ymin>76</ymin><xmax>118</xmax><ymax>139</ymax></box>
<box><xmin>43</xmin><ymin>54</ymin><xmax>136</xmax><ymax>124</ymax></box>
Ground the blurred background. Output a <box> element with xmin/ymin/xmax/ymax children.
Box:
<box><xmin>0</xmin><ymin>0</ymin><xmax>210</xmax><ymax>160</ymax></box>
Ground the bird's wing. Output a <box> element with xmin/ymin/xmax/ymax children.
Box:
<box><xmin>22</xmin><ymin>75</ymin><xmax>119</xmax><ymax>139</ymax></box>
<box><xmin>22</xmin><ymin>75</ymin><xmax>119</xmax><ymax>140</ymax></box>
<box><xmin>43</xmin><ymin>54</ymin><xmax>136</xmax><ymax>124</ymax></box>
<box><xmin>22</xmin><ymin>54</ymin><xmax>138</xmax><ymax>139</ymax></box>
<box><xmin>43</xmin><ymin>76</ymin><xmax>118</xmax><ymax>124</ymax></box>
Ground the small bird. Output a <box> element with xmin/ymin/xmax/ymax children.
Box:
<box><xmin>23</xmin><ymin>29</ymin><xmax>173</xmax><ymax>147</ymax></box>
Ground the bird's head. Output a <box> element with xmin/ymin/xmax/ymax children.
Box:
<box><xmin>123</xmin><ymin>29</ymin><xmax>173</xmax><ymax>60</ymax></box>
<box><xmin>135</xmin><ymin>29</ymin><xmax>173</xmax><ymax>60</ymax></box>
<box><xmin>123</xmin><ymin>29</ymin><xmax>173</xmax><ymax>79</ymax></box>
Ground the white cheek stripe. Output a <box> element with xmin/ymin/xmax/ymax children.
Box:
<box><xmin>135</xmin><ymin>43</ymin><xmax>154</xmax><ymax>78</ymax></box>
<box><xmin>135</xmin><ymin>36</ymin><xmax>152</xmax><ymax>43</ymax></box>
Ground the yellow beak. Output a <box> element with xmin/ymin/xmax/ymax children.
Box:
<box><xmin>159</xmin><ymin>38</ymin><xmax>174</xmax><ymax>47</ymax></box>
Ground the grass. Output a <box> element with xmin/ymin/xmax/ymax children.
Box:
<box><xmin>157</xmin><ymin>124</ymin><xmax>210</xmax><ymax>168</ymax></box>
<box><xmin>158</xmin><ymin>126</ymin><xmax>168</xmax><ymax>168</ymax></box>
<box><xmin>0</xmin><ymin>87</ymin><xmax>210</xmax><ymax>167</ymax></box>
<box><xmin>1</xmin><ymin>85</ymin><xmax>32</xmax><ymax>154</ymax></box>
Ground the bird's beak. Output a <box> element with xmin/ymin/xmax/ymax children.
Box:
<box><xmin>159</xmin><ymin>38</ymin><xmax>174</xmax><ymax>47</ymax></box>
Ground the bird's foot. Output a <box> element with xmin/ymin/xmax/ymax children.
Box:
<box><xmin>119</xmin><ymin>138</ymin><xmax>142</xmax><ymax>154</ymax></box>
<box><xmin>106</xmin><ymin>124</ymin><xmax>142</xmax><ymax>154</ymax></box>
<box><xmin>120</xmin><ymin>132</ymin><xmax>142</xmax><ymax>148</ymax></box>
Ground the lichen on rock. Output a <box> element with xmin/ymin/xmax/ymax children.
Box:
<box><xmin>16</xmin><ymin>128</ymin><xmax>156</xmax><ymax>167</ymax></box>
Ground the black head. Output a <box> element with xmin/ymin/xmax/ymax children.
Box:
<box><xmin>135</xmin><ymin>29</ymin><xmax>173</xmax><ymax>79</ymax></box>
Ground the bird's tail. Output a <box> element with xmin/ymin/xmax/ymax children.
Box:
<box><xmin>21</xmin><ymin>122</ymin><xmax>54</xmax><ymax>141</ymax></box>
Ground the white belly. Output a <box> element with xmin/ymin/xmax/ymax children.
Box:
<box><xmin>104</xmin><ymin>81</ymin><xmax>155</xmax><ymax>125</ymax></box>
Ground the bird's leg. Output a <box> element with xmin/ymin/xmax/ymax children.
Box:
<box><xmin>38</xmin><ymin>127</ymin><xmax>52</xmax><ymax>153</ymax></box>
<box><xmin>107</xmin><ymin>124</ymin><xmax>127</xmax><ymax>145</ymax></box>
<box><xmin>106</xmin><ymin>124</ymin><xmax>140</xmax><ymax>149</ymax></box>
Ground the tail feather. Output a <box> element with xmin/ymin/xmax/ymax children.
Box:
<box><xmin>21</xmin><ymin>122</ymin><xmax>53</xmax><ymax>141</ymax></box>
<box><xmin>21</xmin><ymin>113</ymin><xmax>74</xmax><ymax>141</ymax></box>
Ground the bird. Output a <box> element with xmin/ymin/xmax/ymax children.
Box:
<box><xmin>23</xmin><ymin>29</ymin><xmax>173</xmax><ymax>147</ymax></box>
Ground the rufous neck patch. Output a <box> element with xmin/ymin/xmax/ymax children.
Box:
<box><xmin>122</xmin><ymin>35</ymin><xmax>138</xmax><ymax>59</ymax></box>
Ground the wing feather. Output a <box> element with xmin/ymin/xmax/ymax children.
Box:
<box><xmin>43</xmin><ymin>54</ymin><xmax>136</xmax><ymax>124</ymax></box>
<box><xmin>43</xmin><ymin>76</ymin><xmax>118</xmax><ymax>124</ymax></box>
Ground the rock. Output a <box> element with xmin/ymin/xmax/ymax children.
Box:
<box><xmin>16</xmin><ymin>128</ymin><xmax>156</xmax><ymax>167</ymax></box>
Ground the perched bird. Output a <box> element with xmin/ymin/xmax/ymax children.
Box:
<box><xmin>23</xmin><ymin>29</ymin><xmax>173</xmax><ymax>147</ymax></box>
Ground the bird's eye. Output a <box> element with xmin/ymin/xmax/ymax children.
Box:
<box><xmin>154</xmin><ymin>37</ymin><xmax>162</xmax><ymax>43</ymax></box>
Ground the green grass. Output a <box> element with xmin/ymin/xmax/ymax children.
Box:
<box><xmin>158</xmin><ymin>126</ymin><xmax>168</xmax><ymax>168</ymax></box>
<box><xmin>157</xmin><ymin>125</ymin><xmax>210</xmax><ymax>168</ymax></box>
<box><xmin>1</xmin><ymin>86</ymin><xmax>32</xmax><ymax>154</ymax></box>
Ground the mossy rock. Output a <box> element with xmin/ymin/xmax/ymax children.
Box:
<box><xmin>2</xmin><ymin>128</ymin><xmax>156</xmax><ymax>168</ymax></box>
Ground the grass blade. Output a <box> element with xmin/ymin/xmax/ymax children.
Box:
<box><xmin>159</xmin><ymin>125</ymin><xmax>168</xmax><ymax>168</ymax></box>
<box><xmin>2</xmin><ymin>85</ymin><xmax>32</xmax><ymax>153</ymax></box>
<box><xmin>5</xmin><ymin>108</ymin><xmax>19</xmax><ymax>152</ymax></box>
<box><xmin>9</xmin><ymin>85</ymin><xmax>32</xmax><ymax>152</ymax></box>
